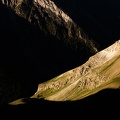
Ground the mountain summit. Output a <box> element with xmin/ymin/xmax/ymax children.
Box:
<box><xmin>2</xmin><ymin>0</ymin><xmax>97</xmax><ymax>53</ymax></box>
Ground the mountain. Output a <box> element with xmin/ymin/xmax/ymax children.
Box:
<box><xmin>0</xmin><ymin>0</ymin><xmax>97</xmax><ymax>105</ymax></box>
<box><xmin>52</xmin><ymin>0</ymin><xmax>120</xmax><ymax>50</ymax></box>
<box><xmin>0</xmin><ymin>0</ymin><xmax>120</xmax><ymax>117</ymax></box>
<box><xmin>1</xmin><ymin>40</ymin><xmax>120</xmax><ymax>118</ymax></box>
<box><xmin>30</xmin><ymin>40</ymin><xmax>120</xmax><ymax>101</ymax></box>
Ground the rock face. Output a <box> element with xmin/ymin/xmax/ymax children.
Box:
<box><xmin>34</xmin><ymin>0</ymin><xmax>72</xmax><ymax>22</ymax></box>
<box><xmin>51</xmin><ymin>0</ymin><xmax>120</xmax><ymax>50</ymax></box>
<box><xmin>1</xmin><ymin>0</ymin><xmax>98</xmax><ymax>70</ymax></box>
<box><xmin>33</xmin><ymin>40</ymin><xmax>120</xmax><ymax>101</ymax></box>
<box><xmin>0</xmin><ymin>0</ymin><xmax>98</xmax><ymax>105</ymax></box>
<box><xmin>2</xmin><ymin>0</ymin><xmax>97</xmax><ymax>53</ymax></box>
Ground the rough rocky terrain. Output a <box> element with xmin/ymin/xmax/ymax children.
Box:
<box><xmin>31</xmin><ymin>40</ymin><xmax>120</xmax><ymax>101</ymax></box>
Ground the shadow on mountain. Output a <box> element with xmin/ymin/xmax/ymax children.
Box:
<box><xmin>53</xmin><ymin>0</ymin><xmax>120</xmax><ymax>50</ymax></box>
<box><xmin>0</xmin><ymin>89</ymin><xmax>120</xmax><ymax>118</ymax></box>
<box><xmin>0</xmin><ymin>2</ymin><xmax>95</xmax><ymax>105</ymax></box>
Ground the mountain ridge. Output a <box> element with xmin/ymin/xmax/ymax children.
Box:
<box><xmin>0</xmin><ymin>0</ymin><xmax>97</xmax><ymax>105</ymax></box>
<box><xmin>52</xmin><ymin>0</ymin><xmax>120</xmax><ymax>50</ymax></box>
<box><xmin>8</xmin><ymin>39</ymin><xmax>120</xmax><ymax>105</ymax></box>
<box><xmin>30</xmin><ymin>40</ymin><xmax>120</xmax><ymax>101</ymax></box>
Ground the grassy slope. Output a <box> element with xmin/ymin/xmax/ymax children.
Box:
<box><xmin>9</xmin><ymin>60</ymin><xmax>120</xmax><ymax>105</ymax></box>
<box><xmin>30</xmin><ymin>49</ymin><xmax>120</xmax><ymax>101</ymax></box>
<box><xmin>10</xmin><ymin>43</ymin><xmax>120</xmax><ymax>105</ymax></box>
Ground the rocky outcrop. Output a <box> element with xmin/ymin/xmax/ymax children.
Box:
<box><xmin>2</xmin><ymin>0</ymin><xmax>97</xmax><ymax>54</ymax></box>
<box><xmin>34</xmin><ymin>0</ymin><xmax>72</xmax><ymax>22</ymax></box>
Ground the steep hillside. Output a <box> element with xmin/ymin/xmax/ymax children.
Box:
<box><xmin>31</xmin><ymin>40</ymin><xmax>120</xmax><ymax>101</ymax></box>
<box><xmin>2</xmin><ymin>0</ymin><xmax>97</xmax><ymax>55</ymax></box>
<box><xmin>52</xmin><ymin>0</ymin><xmax>120</xmax><ymax>50</ymax></box>
<box><xmin>7</xmin><ymin>40</ymin><xmax>120</xmax><ymax>117</ymax></box>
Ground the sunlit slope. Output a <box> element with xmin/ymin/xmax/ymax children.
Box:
<box><xmin>32</xmin><ymin>40</ymin><xmax>120</xmax><ymax>101</ymax></box>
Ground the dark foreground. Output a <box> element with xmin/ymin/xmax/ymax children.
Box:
<box><xmin>0</xmin><ymin>89</ymin><xmax>120</xmax><ymax>119</ymax></box>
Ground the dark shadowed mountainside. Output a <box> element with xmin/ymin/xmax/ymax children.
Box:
<box><xmin>0</xmin><ymin>0</ymin><xmax>97</xmax><ymax>105</ymax></box>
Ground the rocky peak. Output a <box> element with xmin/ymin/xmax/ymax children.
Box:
<box><xmin>1</xmin><ymin>0</ymin><xmax>97</xmax><ymax>54</ymax></box>
<box><xmin>34</xmin><ymin>0</ymin><xmax>72</xmax><ymax>22</ymax></box>
<box><xmin>2</xmin><ymin>0</ymin><xmax>72</xmax><ymax>23</ymax></box>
